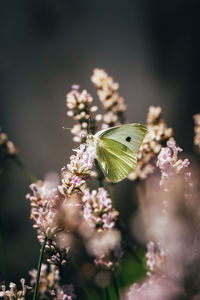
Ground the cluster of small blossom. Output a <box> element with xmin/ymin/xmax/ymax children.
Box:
<box><xmin>0</xmin><ymin>279</ymin><xmax>31</xmax><ymax>299</ymax></box>
<box><xmin>125</xmin><ymin>275</ymin><xmax>179</xmax><ymax>300</ymax></box>
<box><xmin>26</xmin><ymin>181</ymin><xmax>62</xmax><ymax>242</ymax></box>
<box><xmin>45</xmin><ymin>240</ymin><xmax>70</xmax><ymax>266</ymax></box>
<box><xmin>146</xmin><ymin>241</ymin><xmax>166</xmax><ymax>276</ymax></box>
<box><xmin>58</xmin><ymin>144</ymin><xmax>96</xmax><ymax>197</ymax></box>
<box><xmin>157</xmin><ymin>140</ymin><xmax>190</xmax><ymax>189</ymax></box>
<box><xmin>91</xmin><ymin>68</ymin><xmax>126</xmax><ymax>128</ymax></box>
<box><xmin>0</xmin><ymin>129</ymin><xmax>18</xmax><ymax>155</ymax></box>
<box><xmin>128</xmin><ymin>106</ymin><xmax>174</xmax><ymax>181</ymax></box>
<box><xmin>66</xmin><ymin>85</ymin><xmax>100</xmax><ymax>143</ymax></box>
<box><xmin>26</xmin><ymin>180</ymin><xmax>72</xmax><ymax>266</ymax></box>
<box><xmin>82</xmin><ymin>187</ymin><xmax>119</xmax><ymax>231</ymax></box>
<box><xmin>125</xmin><ymin>241</ymin><xmax>167</xmax><ymax>299</ymax></box>
<box><xmin>29</xmin><ymin>264</ymin><xmax>76</xmax><ymax>299</ymax></box>
<box><xmin>125</xmin><ymin>228</ymin><xmax>181</xmax><ymax>299</ymax></box>
<box><xmin>82</xmin><ymin>187</ymin><xmax>121</xmax><ymax>269</ymax></box>
<box><xmin>193</xmin><ymin>114</ymin><xmax>200</xmax><ymax>152</ymax></box>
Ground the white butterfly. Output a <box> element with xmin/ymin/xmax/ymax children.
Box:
<box><xmin>88</xmin><ymin>124</ymin><xmax>147</xmax><ymax>182</ymax></box>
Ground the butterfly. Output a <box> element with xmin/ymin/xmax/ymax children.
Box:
<box><xmin>88</xmin><ymin>123</ymin><xmax>147</xmax><ymax>183</ymax></box>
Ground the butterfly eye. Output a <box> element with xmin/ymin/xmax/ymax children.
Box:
<box><xmin>126</xmin><ymin>136</ymin><xmax>131</xmax><ymax>142</ymax></box>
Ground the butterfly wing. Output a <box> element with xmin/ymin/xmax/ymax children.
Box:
<box><xmin>97</xmin><ymin>138</ymin><xmax>137</xmax><ymax>183</ymax></box>
<box><xmin>97</xmin><ymin>123</ymin><xmax>147</xmax><ymax>153</ymax></box>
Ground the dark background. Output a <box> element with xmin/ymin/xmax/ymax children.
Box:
<box><xmin>1</xmin><ymin>0</ymin><xmax>200</xmax><ymax>287</ymax></box>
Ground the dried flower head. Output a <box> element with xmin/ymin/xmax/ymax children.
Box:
<box><xmin>0</xmin><ymin>279</ymin><xmax>31</xmax><ymax>299</ymax></box>
<box><xmin>128</xmin><ymin>106</ymin><xmax>174</xmax><ymax>180</ymax></box>
<box><xmin>91</xmin><ymin>68</ymin><xmax>126</xmax><ymax>128</ymax></box>
<box><xmin>66</xmin><ymin>85</ymin><xmax>99</xmax><ymax>143</ymax></box>
<box><xmin>193</xmin><ymin>114</ymin><xmax>200</xmax><ymax>152</ymax></box>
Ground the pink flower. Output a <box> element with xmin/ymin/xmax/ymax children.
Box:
<box><xmin>66</xmin><ymin>85</ymin><xmax>98</xmax><ymax>143</ymax></box>
<box><xmin>59</xmin><ymin>144</ymin><xmax>96</xmax><ymax>197</ymax></box>
<box><xmin>26</xmin><ymin>179</ymin><xmax>61</xmax><ymax>241</ymax></box>
<box><xmin>91</xmin><ymin>68</ymin><xmax>126</xmax><ymax>127</ymax></box>
<box><xmin>157</xmin><ymin>141</ymin><xmax>190</xmax><ymax>188</ymax></box>
<box><xmin>82</xmin><ymin>187</ymin><xmax>118</xmax><ymax>230</ymax></box>
<box><xmin>146</xmin><ymin>241</ymin><xmax>166</xmax><ymax>274</ymax></box>
<box><xmin>125</xmin><ymin>276</ymin><xmax>181</xmax><ymax>300</ymax></box>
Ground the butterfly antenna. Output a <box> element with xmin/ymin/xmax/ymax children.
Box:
<box><xmin>88</xmin><ymin>118</ymin><xmax>91</xmax><ymax>134</ymax></box>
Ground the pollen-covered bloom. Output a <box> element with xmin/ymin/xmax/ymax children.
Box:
<box><xmin>66</xmin><ymin>85</ymin><xmax>99</xmax><ymax>143</ymax></box>
<box><xmin>29</xmin><ymin>264</ymin><xmax>76</xmax><ymax>299</ymax></box>
<box><xmin>128</xmin><ymin>106</ymin><xmax>174</xmax><ymax>181</ymax></box>
<box><xmin>0</xmin><ymin>128</ymin><xmax>18</xmax><ymax>155</ymax></box>
<box><xmin>157</xmin><ymin>140</ymin><xmax>190</xmax><ymax>189</ymax></box>
<box><xmin>26</xmin><ymin>180</ymin><xmax>61</xmax><ymax>242</ymax></box>
<box><xmin>82</xmin><ymin>187</ymin><xmax>119</xmax><ymax>230</ymax></box>
<box><xmin>193</xmin><ymin>113</ymin><xmax>200</xmax><ymax>152</ymax></box>
<box><xmin>0</xmin><ymin>279</ymin><xmax>31</xmax><ymax>299</ymax></box>
<box><xmin>58</xmin><ymin>144</ymin><xmax>96</xmax><ymax>197</ymax></box>
<box><xmin>91</xmin><ymin>68</ymin><xmax>126</xmax><ymax>128</ymax></box>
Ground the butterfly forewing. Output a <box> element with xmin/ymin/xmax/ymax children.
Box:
<box><xmin>99</xmin><ymin>124</ymin><xmax>147</xmax><ymax>154</ymax></box>
<box><xmin>97</xmin><ymin>138</ymin><xmax>137</xmax><ymax>182</ymax></box>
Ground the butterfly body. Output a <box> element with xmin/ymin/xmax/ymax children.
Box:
<box><xmin>88</xmin><ymin>123</ymin><xmax>147</xmax><ymax>183</ymax></box>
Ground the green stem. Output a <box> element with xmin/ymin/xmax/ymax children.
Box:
<box><xmin>104</xmin><ymin>286</ymin><xmax>111</xmax><ymax>300</ymax></box>
<box><xmin>112</xmin><ymin>274</ymin><xmax>120</xmax><ymax>300</ymax></box>
<box><xmin>33</xmin><ymin>237</ymin><xmax>47</xmax><ymax>300</ymax></box>
<box><xmin>11</xmin><ymin>155</ymin><xmax>38</xmax><ymax>182</ymax></box>
<box><xmin>128</xmin><ymin>249</ymin><xmax>143</xmax><ymax>265</ymax></box>
<box><xmin>109</xmin><ymin>183</ymin><xmax>116</xmax><ymax>208</ymax></box>
<box><xmin>95</xmin><ymin>160</ymin><xmax>104</xmax><ymax>187</ymax></box>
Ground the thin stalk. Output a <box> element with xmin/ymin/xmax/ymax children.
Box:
<box><xmin>135</xmin><ymin>180</ymin><xmax>144</xmax><ymax>209</ymax></box>
<box><xmin>95</xmin><ymin>159</ymin><xmax>104</xmax><ymax>187</ymax></box>
<box><xmin>33</xmin><ymin>237</ymin><xmax>47</xmax><ymax>300</ymax></box>
<box><xmin>129</xmin><ymin>249</ymin><xmax>143</xmax><ymax>265</ymax></box>
<box><xmin>11</xmin><ymin>155</ymin><xmax>38</xmax><ymax>182</ymax></box>
<box><xmin>109</xmin><ymin>183</ymin><xmax>116</xmax><ymax>207</ymax></box>
<box><xmin>98</xmin><ymin>288</ymin><xmax>105</xmax><ymax>300</ymax></box>
<box><xmin>112</xmin><ymin>274</ymin><xmax>120</xmax><ymax>300</ymax></box>
<box><xmin>105</xmin><ymin>286</ymin><xmax>111</xmax><ymax>300</ymax></box>
<box><xmin>135</xmin><ymin>180</ymin><xmax>146</xmax><ymax>224</ymax></box>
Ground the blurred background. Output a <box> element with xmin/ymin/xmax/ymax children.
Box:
<box><xmin>1</xmin><ymin>0</ymin><xmax>200</xmax><ymax>288</ymax></box>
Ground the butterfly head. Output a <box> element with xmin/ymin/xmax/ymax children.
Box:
<box><xmin>87</xmin><ymin>133</ymin><xmax>94</xmax><ymax>142</ymax></box>
<box><xmin>86</xmin><ymin>133</ymin><xmax>98</xmax><ymax>148</ymax></box>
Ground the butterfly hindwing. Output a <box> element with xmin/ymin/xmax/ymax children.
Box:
<box><xmin>97</xmin><ymin>138</ymin><xmax>137</xmax><ymax>183</ymax></box>
<box><xmin>98</xmin><ymin>123</ymin><xmax>147</xmax><ymax>153</ymax></box>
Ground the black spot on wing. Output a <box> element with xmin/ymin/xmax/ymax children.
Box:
<box><xmin>126</xmin><ymin>136</ymin><xmax>131</xmax><ymax>142</ymax></box>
